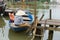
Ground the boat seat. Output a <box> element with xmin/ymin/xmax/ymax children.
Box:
<box><xmin>23</xmin><ymin>17</ymin><xmax>32</xmax><ymax>21</ymax></box>
<box><xmin>10</xmin><ymin>23</ymin><xmax>31</xmax><ymax>28</ymax></box>
<box><xmin>22</xmin><ymin>15</ymin><xmax>28</xmax><ymax>17</ymax></box>
<box><xmin>19</xmin><ymin>23</ymin><xmax>31</xmax><ymax>27</ymax></box>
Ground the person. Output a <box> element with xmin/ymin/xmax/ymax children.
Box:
<box><xmin>9</xmin><ymin>12</ymin><xmax>14</xmax><ymax>22</ymax></box>
<box><xmin>14</xmin><ymin>10</ymin><xmax>30</xmax><ymax>27</ymax></box>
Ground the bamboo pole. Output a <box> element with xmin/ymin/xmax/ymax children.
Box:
<box><xmin>31</xmin><ymin>0</ymin><xmax>44</xmax><ymax>40</ymax></box>
<box><xmin>48</xmin><ymin>9</ymin><xmax>54</xmax><ymax>40</ymax></box>
<box><xmin>31</xmin><ymin>0</ymin><xmax>37</xmax><ymax>40</ymax></box>
<box><xmin>22</xmin><ymin>0</ymin><xmax>25</xmax><ymax>9</ymax></box>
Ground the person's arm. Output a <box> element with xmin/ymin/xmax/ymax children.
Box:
<box><xmin>19</xmin><ymin>17</ymin><xmax>30</xmax><ymax>27</ymax></box>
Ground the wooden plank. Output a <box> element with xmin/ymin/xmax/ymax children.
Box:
<box><xmin>23</xmin><ymin>17</ymin><xmax>31</xmax><ymax>20</ymax></box>
<box><xmin>40</xmin><ymin>27</ymin><xmax>60</xmax><ymax>31</ymax></box>
<box><xmin>35</xmin><ymin>34</ymin><xmax>43</xmax><ymax>37</ymax></box>
<box><xmin>10</xmin><ymin>23</ymin><xmax>31</xmax><ymax>28</ymax></box>
<box><xmin>46</xmin><ymin>27</ymin><xmax>60</xmax><ymax>31</ymax></box>
<box><xmin>39</xmin><ymin>19</ymin><xmax>60</xmax><ymax>26</ymax></box>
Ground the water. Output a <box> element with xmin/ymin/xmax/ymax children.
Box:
<box><xmin>37</xmin><ymin>5</ymin><xmax>60</xmax><ymax>40</ymax></box>
<box><xmin>0</xmin><ymin>5</ymin><xmax>60</xmax><ymax>40</ymax></box>
<box><xmin>0</xmin><ymin>16</ymin><xmax>31</xmax><ymax>40</ymax></box>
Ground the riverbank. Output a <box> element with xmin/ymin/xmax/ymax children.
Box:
<box><xmin>6</xmin><ymin>1</ymin><xmax>49</xmax><ymax>9</ymax></box>
<box><xmin>0</xmin><ymin>16</ymin><xmax>5</xmax><ymax>27</ymax></box>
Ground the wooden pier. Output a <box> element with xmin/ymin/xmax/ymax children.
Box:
<box><xmin>39</xmin><ymin>19</ymin><xmax>60</xmax><ymax>26</ymax></box>
<box><xmin>30</xmin><ymin>9</ymin><xmax>60</xmax><ymax>40</ymax></box>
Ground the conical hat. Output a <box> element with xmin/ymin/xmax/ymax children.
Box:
<box><xmin>16</xmin><ymin>10</ymin><xmax>26</xmax><ymax>16</ymax></box>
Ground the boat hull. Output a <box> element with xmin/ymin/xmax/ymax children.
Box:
<box><xmin>9</xmin><ymin>12</ymin><xmax>33</xmax><ymax>31</ymax></box>
<box><xmin>9</xmin><ymin>20</ymin><xmax>27</xmax><ymax>31</ymax></box>
<box><xmin>10</xmin><ymin>26</ymin><xmax>27</xmax><ymax>31</ymax></box>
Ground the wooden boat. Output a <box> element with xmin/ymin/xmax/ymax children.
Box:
<box><xmin>9</xmin><ymin>10</ymin><xmax>33</xmax><ymax>31</ymax></box>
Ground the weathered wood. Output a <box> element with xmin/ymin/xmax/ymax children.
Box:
<box><xmin>35</xmin><ymin>34</ymin><xmax>43</xmax><ymax>37</ymax></box>
<box><xmin>48</xmin><ymin>9</ymin><xmax>54</xmax><ymax>40</ymax></box>
<box><xmin>40</xmin><ymin>28</ymin><xmax>44</xmax><ymax>40</ymax></box>
<box><xmin>48</xmin><ymin>25</ymin><xmax>54</xmax><ymax>40</ymax></box>
<box><xmin>10</xmin><ymin>23</ymin><xmax>31</xmax><ymax>28</ymax></box>
<box><xmin>39</xmin><ymin>13</ymin><xmax>44</xmax><ymax>21</ymax></box>
<box><xmin>37</xmin><ymin>26</ymin><xmax>60</xmax><ymax>31</ymax></box>
<box><xmin>31</xmin><ymin>0</ymin><xmax>37</xmax><ymax>40</ymax></box>
<box><xmin>39</xmin><ymin>19</ymin><xmax>60</xmax><ymax>26</ymax></box>
<box><xmin>31</xmin><ymin>17</ymin><xmax>38</xmax><ymax>40</ymax></box>
<box><xmin>49</xmin><ymin>9</ymin><xmax>52</xmax><ymax>20</ymax></box>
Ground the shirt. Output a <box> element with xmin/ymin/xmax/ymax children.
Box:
<box><xmin>14</xmin><ymin>16</ymin><xmax>23</xmax><ymax>25</ymax></box>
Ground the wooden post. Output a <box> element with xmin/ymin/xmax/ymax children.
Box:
<box><xmin>22</xmin><ymin>0</ymin><xmax>25</xmax><ymax>9</ymax></box>
<box><xmin>50</xmin><ymin>9</ymin><xmax>52</xmax><ymax>20</ymax></box>
<box><xmin>48</xmin><ymin>9</ymin><xmax>54</xmax><ymax>40</ymax></box>
<box><xmin>48</xmin><ymin>25</ymin><xmax>54</xmax><ymax>40</ymax></box>
<box><xmin>31</xmin><ymin>0</ymin><xmax>37</xmax><ymax>40</ymax></box>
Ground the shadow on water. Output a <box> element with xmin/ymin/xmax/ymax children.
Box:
<box><xmin>9</xmin><ymin>29</ymin><xmax>31</xmax><ymax>40</ymax></box>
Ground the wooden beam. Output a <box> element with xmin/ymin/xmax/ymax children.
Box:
<box><xmin>40</xmin><ymin>27</ymin><xmax>60</xmax><ymax>31</ymax></box>
<box><xmin>46</xmin><ymin>27</ymin><xmax>60</xmax><ymax>31</ymax></box>
<box><xmin>48</xmin><ymin>25</ymin><xmax>54</xmax><ymax>40</ymax></box>
<box><xmin>39</xmin><ymin>19</ymin><xmax>60</xmax><ymax>26</ymax></box>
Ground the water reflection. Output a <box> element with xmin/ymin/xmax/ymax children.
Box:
<box><xmin>0</xmin><ymin>17</ymin><xmax>31</xmax><ymax>40</ymax></box>
<box><xmin>9</xmin><ymin>30</ymin><xmax>29</xmax><ymax>40</ymax></box>
<box><xmin>0</xmin><ymin>17</ymin><xmax>9</xmax><ymax>40</ymax></box>
<box><xmin>0</xmin><ymin>5</ymin><xmax>60</xmax><ymax>40</ymax></box>
<box><xmin>0</xmin><ymin>28</ymin><xmax>3</xmax><ymax>40</ymax></box>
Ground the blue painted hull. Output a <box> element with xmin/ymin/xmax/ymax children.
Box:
<box><xmin>9</xmin><ymin>20</ymin><xmax>27</xmax><ymax>31</ymax></box>
<box><xmin>10</xmin><ymin>26</ymin><xmax>27</xmax><ymax>31</ymax></box>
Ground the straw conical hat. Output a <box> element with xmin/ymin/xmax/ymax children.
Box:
<box><xmin>15</xmin><ymin>10</ymin><xmax>32</xmax><ymax>21</ymax></box>
<box><xmin>16</xmin><ymin>10</ymin><xmax>26</xmax><ymax>16</ymax></box>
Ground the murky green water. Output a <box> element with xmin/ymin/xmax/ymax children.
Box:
<box><xmin>1</xmin><ymin>6</ymin><xmax>60</xmax><ymax>40</ymax></box>
<box><xmin>0</xmin><ymin>16</ymin><xmax>5</xmax><ymax>27</ymax></box>
<box><xmin>0</xmin><ymin>16</ymin><xmax>33</xmax><ymax>40</ymax></box>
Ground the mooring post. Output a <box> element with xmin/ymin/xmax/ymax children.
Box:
<box><xmin>31</xmin><ymin>0</ymin><xmax>37</xmax><ymax>40</ymax></box>
<box><xmin>48</xmin><ymin>9</ymin><xmax>54</xmax><ymax>40</ymax></box>
<box><xmin>48</xmin><ymin>25</ymin><xmax>54</xmax><ymax>40</ymax></box>
<box><xmin>50</xmin><ymin>9</ymin><xmax>52</xmax><ymax>20</ymax></box>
